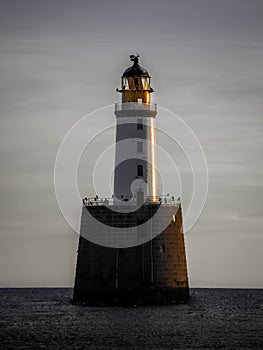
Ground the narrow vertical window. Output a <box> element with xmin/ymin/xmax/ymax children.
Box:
<box><xmin>137</xmin><ymin>141</ymin><xmax>143</xmax><ymax>153</ymax></box>
<box><xmin>137</xmin><ymin>165</ymin><xmax>143</xmax><ymax>177</ymax></box>
<box><xmin>160</xmin><ymin>245</ymin><xmax>166</xmax><ymax>253</ymax></box>
<box><xmin>137</xmin><ymin>118</ymin><xmax>143</xmax><ymax>130</ymax></box>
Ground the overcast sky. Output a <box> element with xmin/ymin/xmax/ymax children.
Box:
<box><xmin>0</xmin><ymin>0</ymin><xmax>263</xmax><ymax>287</ymax></box>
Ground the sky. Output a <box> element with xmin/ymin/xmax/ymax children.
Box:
<box><xmin>0</xmin><ymin>0</ymin><xmax>263</xmax><ymax>288</ymax></box>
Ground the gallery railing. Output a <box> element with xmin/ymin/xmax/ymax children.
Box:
<box><xmin>114</xmin><ymin>102</ymin><xmax>157</xmax><ymax>112</ymax></box>
<box><xmin>82</xmin><ymin>195</ymin><xmax>180</xmax><ymax>207</ymax></box>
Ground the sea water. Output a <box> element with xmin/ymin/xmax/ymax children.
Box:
<box><xmin>0</xmin><ymin>288</ymin><xmax>262</xmax><ymax>349</ymax></box>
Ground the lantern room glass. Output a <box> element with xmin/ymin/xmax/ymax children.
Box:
<box><xmin>122</xmin><ymin>77</ymin><xmax>151</xmax><ymax>90</ymax></box>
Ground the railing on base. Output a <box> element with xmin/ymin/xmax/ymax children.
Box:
<box><xmin>82</xmin><ymin>195</ymin><xmax>180</xmax><ymax>207</ymax></box>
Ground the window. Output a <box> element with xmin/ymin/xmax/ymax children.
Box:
<box><xmin>121</xmin><ymin>77</ymin><xmax>129</xmax><ymax>90</ymax></box>
<box><xmin>137</xmin><ymin>165</ymin><xmax>143</xmax><ymax>177</ymax></box>
<box><xmin>137</xmin><ymin>141</ymin><xmax>143</xmax><ymax>153</ymax></box>
<box><xmin>160</xmin><ymin>245</ymin><xmax>166</xmax><ymax>253</ymax></box>
<box><xmin>137</xmin><ymin>118</ymin><xmax>143</xmax><ymax>130</ymax></box>
<box><xmin>141</xmin><ymin>77</ymin><xmax>150</xmax><ymax>90</ymax></box>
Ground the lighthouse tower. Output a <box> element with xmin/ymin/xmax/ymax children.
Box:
<box><xmin>72</xmin><ymin>56</ymin><xmax>189</xmax><ymax>305</ymax></box>
<box><xmin>114</xmin><ymin>54</ymin><xmax>158</xmax><ymax>204</ymax></box>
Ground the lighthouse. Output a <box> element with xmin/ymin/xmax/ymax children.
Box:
<box><xmin>72</xmin><ymin>56</ymin><xmax>189</xmax><ymax>305</ymax></box>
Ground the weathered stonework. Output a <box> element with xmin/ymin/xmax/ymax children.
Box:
<box><xmin>73</xmin><ymin>205</ymin><xmax>189</xmax><ymax>305</ymax></box>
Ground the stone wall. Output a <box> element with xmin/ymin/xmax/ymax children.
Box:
<box><xmin>73</xmin><ymin>205</ymin><xmax>189</xmax><ymax>305</ymax></box>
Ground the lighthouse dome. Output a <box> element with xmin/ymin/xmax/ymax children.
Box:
<box><xmin>122</xmin><ymin>55</ymin><xmax>150</xmax><ymax>77</ymax></box>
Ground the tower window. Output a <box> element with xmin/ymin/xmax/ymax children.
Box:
<box><xmin>137</xmin><ymin>165</ymin><xmax>143</xmax><ymax>177</ymax></box>
<box><xmin>137</xmin><ymin>141</ymin><xmax>143</xmax><ymax>153</ymax></box>
<box><xmin>160</xmin><ymin>245</ymin><xmax>166</xmax><ymax>253</ymax></box>
<box><xmin>137</xmin><ymin>119</ymin><xmax>143</xmax><ymax>130</ymax></box>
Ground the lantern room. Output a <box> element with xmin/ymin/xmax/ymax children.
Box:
<box><xmin>117</xmin><ymin>55</ymin><xmax>154</xmax><ymax>104</ymax></box>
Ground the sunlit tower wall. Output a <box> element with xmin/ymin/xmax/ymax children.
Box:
<box><xmin>72</xmin><ymin>56</ymin><xmax>189</xmax><ymax>305</ymax></box>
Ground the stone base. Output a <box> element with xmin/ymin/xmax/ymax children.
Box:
<box><xmin>72</xmin><ymin>286</ymin><xmax>190</xmax><ymax>306</ymax></box>
<box><xmin>73</xmin><ymin>205</ymin><xmax>189</xmax><ymax>306</ymax></box>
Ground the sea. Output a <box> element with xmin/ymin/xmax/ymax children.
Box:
<box><xmin>0</xmin><ymin>288</ymin><xmax>262</xmax><ymax>349</ymax></box>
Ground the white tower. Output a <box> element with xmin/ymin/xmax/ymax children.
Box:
<box><xmin>114</xmin><ymin>55</ymin><xmax>158</xmax><ymax>205</ymax></box>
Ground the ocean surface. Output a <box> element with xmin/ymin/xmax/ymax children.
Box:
<box><xmin>0</xmin><ymin>288</ymin><xmax>262</xmax><ymax>349</ymax></box>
